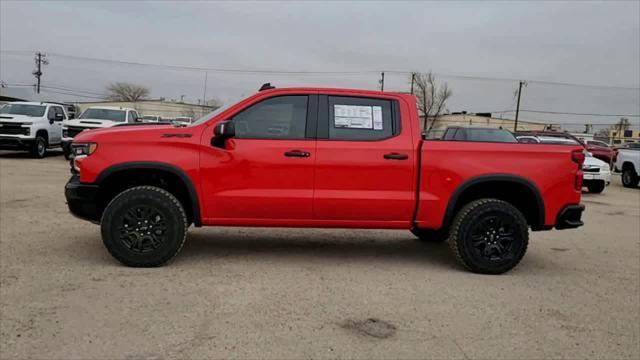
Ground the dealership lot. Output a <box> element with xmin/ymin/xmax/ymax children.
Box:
<box><xmin>0</xmin><ymin>151</ymin><xmax>638</xmax><ymax>359</ymax></box>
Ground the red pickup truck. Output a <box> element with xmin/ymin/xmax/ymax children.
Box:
<box><xmin>65</xmin><ymin>86</ymin><xmax>585</xmax><ymax>274</ymax></box>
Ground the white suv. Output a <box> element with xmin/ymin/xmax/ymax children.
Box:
<box><xmin>62</xmin><ymin>106</ymin><xmax>139</xmax><ymax>159</ymax></box>
<box><xmin>0</xmin><ymin>102</ymin><xmax>67</xmax><ymax>158</ymax></box>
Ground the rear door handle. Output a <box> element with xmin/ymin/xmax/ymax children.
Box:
<box><xmin>384</xmin><ymin>153</ymin><xmax>409</xmax><ymax>160</ymax></box>
<box><xmin>284</xmin><ymin>150</ymin><xmax>311</xmax><ymax>158</ymax></box>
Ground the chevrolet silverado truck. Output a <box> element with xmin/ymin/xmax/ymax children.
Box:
<box><xmin>65</xmin><ymin>86</ymin><xmax>585</xmax><ymax>274</ymax></box>
<box><xmin>614</xmin><ymin>148</ymin><xmax>640</xmax><ymax>188</ymax></box>
<box><xmin>0</xmin><ymin>101</ymin><xmax>67</xmax><ymax>158</ymax></box>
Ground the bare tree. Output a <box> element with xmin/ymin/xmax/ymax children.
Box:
<box><xmin>411</xmin><ymin>71</ymin><xmax>452</xmax><ymax>135</ymax></box>
<box><xmin>106</xmin><ymin>82</ymin><xmax>150</xmax><ymax>102</ymax></box>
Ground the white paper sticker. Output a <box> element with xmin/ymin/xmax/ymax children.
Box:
<box><xmin>372</xmin><ymin>106</ymin><xmax>383</xmax><ymax>130</ymax></box>
<box><xmin>333</xmin><ymin>105</ymin><xmax>383</xmax><ymax>130</ymax></box>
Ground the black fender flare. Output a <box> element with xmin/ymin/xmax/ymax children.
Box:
<box><xmin>442</xmin><ymin>174</ymin><xmax>546</xmax><ymax>231</ymax></box>
<box><xmin>95</xmin><ymin>162</ymin><xmax>202</xmax><ymax>227</ymax></box>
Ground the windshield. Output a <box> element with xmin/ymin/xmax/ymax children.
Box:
<box><xmin>190</xmin><ymin>103</ymin><xmax>232</xmax><ymax>126</ymax></box>
<box><xmin>80</xmin><ymin>108</ymin><xmax>127</xmax><ymax>122</ymax></box>
<box><xmin>0</xmin><ymin>104</ymin><xmax>46</xmax><ymax>117</ymax></box>
<box><xmin>467</xmin><ymin>129</ymin><xmax>517</xmax><ymax>143</ymax></box>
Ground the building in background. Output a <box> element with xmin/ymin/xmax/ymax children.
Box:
<box><xmin>423</xmin><ymin>112</ymin><xmax>550</xmax><ymax>139</ymax></box>
<box><xmin>76</xmin><ymin>99</ymin><xmax>217</xmax><ymax>121</ymax></box>
<box><xmin>609</xmin><ymin>129</ymin><xmax>640</xmax><ymax>144</ymax></box>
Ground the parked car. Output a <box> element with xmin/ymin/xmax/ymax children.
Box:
<box><xmin>0</xmin><ymin>101</ymin><xmax>67</xmax><ymax>158</ymax></box>
<box><xmin>442</xmin><ymin>126</ymin><xmax>517</xmax><ymax>143</ymax></box>
<box><xmin>62</xmin><ymin>106</ymin><xmax>140</xmax><ymax>159</ymax></box>
<box><xmin>515</xmin><ymin>131</ymin><xmax>615</xmax><ymax>165</ymax></box>
<box><xmin>65</xmin><ymin>86</ymin><xmax>585</xmax><ymax>274</ymax></box>
<box><xmin>614</xmin><ymin>148</ymin><xmax>640</xmax><ymax>188</ymax></box>
<box><xmin>581</xmin><ymin>153</ymin><xmax>611</xmax><ymax>193</ymax></box>
<box><xmin>173</xmin><ymin>117</ymin><xmax>193</xmax><ymax>126</ymax></box>
<box><xmin>586</xmin><ymin>140</ymin><xmax>611</xmax><ymax>148</ymax></box>
<box><xmin>141</xmin><ymin>115</ymin><xmax>162</xmax><ymax>123</ymax></box>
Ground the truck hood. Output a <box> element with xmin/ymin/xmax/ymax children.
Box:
<box><xmin>74</xmin><ymin>123</ymin><xmax>176</xmax><ymax>142</ymax></box>
<box><xmin>63</xmin><ymin>118</ymin><xmax>124</xmax><ymax>128</ymax></box>
<box><xmin>0</xmin><ymin>114</ymin><xmax>43</xmax><ymax>124</ymax></box>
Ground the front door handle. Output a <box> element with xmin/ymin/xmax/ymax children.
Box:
<box><xmin>284</xmin><ymin>150</ymin><xmax>311</xmax><ymax>158</ymax></box>
<box><xmin>384</xmin><ymin>153</ymin><xmax>409</xmax><ymax>160</ymax></box>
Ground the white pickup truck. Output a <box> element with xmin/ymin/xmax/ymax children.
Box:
<box><xmin>62</xmin><ymin>106</ymin><xmax>140</xmax><ymax>159</ymax></box>
<box><xmin>614</xmin><ymin>148</ymin><xmax>640</xmax><ymax>188</ymax></box>
<box><xmin>0</xmin><ymin>101</ymin><xmax>68</xmax><ymax>158</ymax></box>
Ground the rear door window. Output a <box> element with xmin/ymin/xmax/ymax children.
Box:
<box><xmin>326</xmin><ymin>96</ymin><xmax>394</xmax><ymax>141</ymax></box>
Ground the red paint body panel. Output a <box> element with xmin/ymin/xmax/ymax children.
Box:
<box><xmin>73</xmin><ymin>87</ymin><xmax>582</xmax><ymax>230</ymax></box>
<box><xmin>414</xmin><ymin>141</ymin><xmax>582</xmax><ymax>229</ymax></box>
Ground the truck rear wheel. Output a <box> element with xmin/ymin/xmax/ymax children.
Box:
<box><xmin>101</xmin><ymin>186</ymin><xmax>188</xmax><ymax>267</ymax></box>
<box><xmin>586</xmin><ymin>181</ymin><xmax>606</xmax><ymax>194</ymax></box>
<box><xmin>449</xmin><ymin>199</ymin><xmax>529</xmax><ymax>274</ymax></box>
<box><xmin>411</xmin><ymin>228</ymin><xmax>447</xmax><ymax>243</ymax></box>
<box><xmin>621</xmin><ymin>168</ymin><xmax>638</xmax><ymax>188</ymax></box>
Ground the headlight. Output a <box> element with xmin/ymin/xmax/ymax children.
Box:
<box><xmin>601</xmin><ymin>164</ymin><xmax>610</xmax><ymax>172</ymax></box>
<box><xmin>71</xmin><ymin>142</ymin><xmax>98</xmax><ymax>156</ymax></box>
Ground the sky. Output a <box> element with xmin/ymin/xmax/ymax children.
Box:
<box><xmin>1</xmin><ymin>0</ymin><xmax>639</xmax><ymax>128</ymax></box>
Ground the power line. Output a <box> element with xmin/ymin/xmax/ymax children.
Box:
<box><xmin>2</xmin><ymin>50</ymin><xmax>638</xmax><ymax>90</ymax></box>
<box><xmin>491</xmin><ymin>109</ymin><xmax>640</xmax><ymax>117</ymax></box>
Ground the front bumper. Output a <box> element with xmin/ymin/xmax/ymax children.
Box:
<box><xmin>583</xmin><ymin>172</ymin><xmax>611</xmax><ymax>184</ymax></box>
<box><xmin>65</xmin><ymin>175</ymin><xmax>100</xmax><ymax>223</ymax></box>
<box><xmin>0</xmin><ymin>136</ymin><xmax>34</xmax><ymax>149</ymax></box>
<box><xmin>555</xmin><ymin>204</ymin><xmax>585</xmax><ymax>230</ymax></box>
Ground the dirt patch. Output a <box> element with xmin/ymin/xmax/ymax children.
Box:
<box><xmin>341</xmin><ymin>318</ymin><xmax>397</xmax><ymax>339</ymax></box>
<box><xmin>551</xmin><ymin>248</ymin><xmax>570</xmax><ymax>252</ymax></box>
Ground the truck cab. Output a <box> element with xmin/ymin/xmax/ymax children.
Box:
<box><xmin>0</xmin><ymin>101</ymin><xmax>67</xmax><ymax>158</ymax></box>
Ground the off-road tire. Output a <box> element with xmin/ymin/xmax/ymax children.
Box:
<box><xmin>31</xmin><ymin>136</ymin><xmax>46</xmax><ymax>158</ymax></box>
<box><xmin>621</xmin><ymin>168</ymin><xmax>639</xmax><ymax>188</ymax></box>
<box><xmin>449</xmin><ymin>198</ymin><xmax>529</xmax><ymax>274</ymax></box>
<box><xmin>411</xmin><ymin>228</ymin><xmax>448</xmax><ymax>243</ymax></box>
<box><xmin>101</xmin><ymin>186</ymin><xmax>188</xmax><ymax>267</ymax></box>
<box><xmin>63</xmin><ymin>148</ymin><xmax>71</xmax><ymax>160</ymax></box>
<box><xmin>586</xmin><ymin>181</ymin><xmax>606</xmax><ymax>194</ymax></box>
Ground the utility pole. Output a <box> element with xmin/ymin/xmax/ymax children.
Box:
<box><xmin>379</xmin><ymin>72</ymin><xmax>385</xmax><ymax>91</ymax></box>
<box><xmin>514</xmin><ymin>80</ymin><xmax>525</xmax><ymax>131</ymax></box>
<box><xmin>410</xmin><ymin>73</ymin><xmax>416</xmax><ymax>95</ymax></box>
<box><xmin>202</xmin><ymin>72</ymin><xmax>208</xmax><ymax>115</ymax></box>
<box><xmin>32</xmin><ymin>52</ymin><xmax>48</xmax><ymax>94</ymax></box>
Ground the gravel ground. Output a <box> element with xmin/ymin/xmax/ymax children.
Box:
<box><xmin>1</xmin><ymin>150</ymin><xmax>639</xmax><ymax>359</ymax></box>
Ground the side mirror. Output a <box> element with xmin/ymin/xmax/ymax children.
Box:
<box><xmin>214</xmin><ymin>120</ymin><xmax>235</xmax><ymax>138</ymax></box>
<box><xmin>211</xmin><ymin>120</ymin><xmax>235</xmax><ymax>147</ymax></box>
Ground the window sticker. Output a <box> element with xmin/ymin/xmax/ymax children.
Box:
<box><xmin>334</xmin><ymin>105</ymin><xmax>383</xmax><ymax>130</ymax></box>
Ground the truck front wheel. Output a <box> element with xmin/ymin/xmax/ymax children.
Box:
<box><xmin>586</xmin><ymin>181</ymin><xmax>606</xmax><ymax>194</ymax></box>
<box><xmin>101</xmin><ymin>186</ymin><xmax>188</xmax><ymax>267</ymax></box>
<box><xmin>449</xmin><ymin>199</ymin><xmax>529</xmax><ymax>274</ymax></box>
<box><xmin>31</xmin><ymin>136</ymin><xmax>46</xmax><ymax>158</ymax></box>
